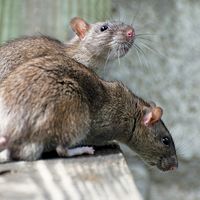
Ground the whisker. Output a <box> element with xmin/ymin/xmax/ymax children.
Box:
<box><xmin>135</xmin><ymin>36</ymin><xmax>153</xmax><ymax>43</ymax></box>
<box><xmin>131</xmin><ymin>2</ymin><xmax>142</xmax><ymax>27</ymax></box>
<box><xmin>134</xmin><ymin>43</ymin><xmax>150</xmax><ymax>69</ymax></box>
<box><xmin>136</xmin><ymin>41</ymin><xmax>159</xmax><ymax>54</ymax></box>
<box><xmin>102</xmin><ymin>49</ymin><xmax>112</xmax><ymax>78</ymax></box>
<box><xmin>117</xmin><ymin>49</ymin><xmax>121</xmax><ymax>66</ymax></box>
<box><xmin>135</xmin><ymin>33</ymin><xmax>157</xmax><ymax>37</ymax></box>
<box><xmin>136</xmin><ymin>40</ymin><xmax>166</xmax><ymax>59</ymax></box>
<box><xmin>104</xmin><ymin>49</ymin><xmax>111</xmax><ymax>69</ymax></box>
<box><xmin>133</xmin><ymin>44</ymin><xmax>143</xmax><ymax>66</ymax></box>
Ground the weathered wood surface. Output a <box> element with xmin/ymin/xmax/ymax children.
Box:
<box><xmin>0</xmin><ymin>145</ymin><xmax>143</xmax><ymax>200</ymax></box>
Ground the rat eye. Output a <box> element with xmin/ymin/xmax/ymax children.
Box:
<box><xmin>100</xmin><ymin>24</ymin><xmax>108</xmax><ymax>32</ymax></box>
<box><xmin>162</xmin><ymin>136</ymin><xmax>170</xmax><ymax>146</ymax></box>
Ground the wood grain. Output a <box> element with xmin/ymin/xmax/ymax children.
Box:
<box><xmin>0</xmin><ymin>145</ymin><xmax>143</xmax><ymax>200</ymax></box>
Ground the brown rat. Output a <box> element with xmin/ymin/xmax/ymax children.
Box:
<box><xmin>0</xmin><ymin>53</ymin><xmax>177</xmax><ymax>171</ymax></box>
<box><xmin>0</xmin><ymin>17</ymin><xmax>134</xmax><ymax>79</ymax></box>
<box><xmin>66</xmin><ymin>17</ymin><xmax>135</xmax><ymax>69</ymax></box>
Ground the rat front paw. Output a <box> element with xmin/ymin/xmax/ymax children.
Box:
<box><xmin>0</xmin><ymin>149</ymin><xmax>10</xmax><ymax>163</ymax></box>
<box><xmin>56</xmin><ymin>146</ymin><xmax>95</xmax><ymax>157</ymax></box>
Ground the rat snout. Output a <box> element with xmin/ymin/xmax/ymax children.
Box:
<box><xmin>167</xmin><ymin>156</ymin><xmax>178</xmax><ymax>171</ymax></box>
<box><xmin>125</xmin><ymin>26</ymin><xmax>135</xmax><ymax>41</ymax></box>
<box><xmin>110</xmin><ymin>24</ymin><xmax>135</xmax><ymax>58</ymax></box>
<box><xmin>158</xmin><ymin>155</ymin><xmax>178</xmax><ymax>171</ymax></box>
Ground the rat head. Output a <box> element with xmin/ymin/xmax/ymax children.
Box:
<box><xmin>70</xmin><ymin>17</ymin><xmax>135</xmax><ymax>64</ymax></box>
<box><xmin>127</xmin><ymin>103</ymin><xmax>178</xmax><ymax>171</ymax></box>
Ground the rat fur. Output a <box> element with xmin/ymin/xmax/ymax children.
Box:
<box><xmin>0</xmin><ymin>53</ymin><xmax>177</xmax><ymax>171</ymax></box>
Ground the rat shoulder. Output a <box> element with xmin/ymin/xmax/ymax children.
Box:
<box><xmin>0</xmin><ymin>35</ymin><xmax>65</xmax><ymax>49</ymax></box>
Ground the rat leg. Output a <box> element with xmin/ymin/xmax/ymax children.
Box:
<box><xmin>10</xmin><ymin>143</ymin><xmax>44</xmax><ymax>161</ymax></box>
<box><xmin>56</xmin><ymin>145</ymin><xmax>95</xmax><ymax>157</ymax></box>
<box><xmin>0</xmin><ymin>137</ymin><xmax>11</xmax><ymax>163</ymax></box>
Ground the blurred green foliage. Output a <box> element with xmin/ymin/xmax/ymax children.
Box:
<box><xmin>0</xmin><ymin>0</ymin><xmax>111</xmax><ymax>43</ymax></box>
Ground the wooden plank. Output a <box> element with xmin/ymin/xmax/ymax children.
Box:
<box><xmin>0</xmin><ymin>145</ymin><xmax>143</xmax><ymax>200</ymax></box>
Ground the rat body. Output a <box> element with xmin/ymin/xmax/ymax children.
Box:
<box><xmin>0</xmin><ymin>17</ymin><xmax>134</xmax><ymax>79</ymax></box>
<box><xmin>0</xmin><ymin>53</ymin><xmax>177</xmax><ymax>171</ymax></box>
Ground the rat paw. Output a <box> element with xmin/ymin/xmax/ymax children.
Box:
<box><xmin>0</xmin><ymin>149</ymin><xmax>10</xmax><ymax>163</ymax></box>
<box><xmin>56</xmin><ymin>146</ymin><xmax>95</xmax><ymax>157</ymax></box>
<box><xmin>67</xmin><ymin>146</ymin><xmax>95</xmax><ymax>157</ymax></box>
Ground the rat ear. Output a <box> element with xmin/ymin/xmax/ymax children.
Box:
<box><xmin>143</xmin><ymin>107</ymin><xmax>163</xmax><ymax>126</ymax></box>
<box><xmin>70</xmin><ymin>17</ymin><xmax>90</xmax><ymax>39</ymax></box>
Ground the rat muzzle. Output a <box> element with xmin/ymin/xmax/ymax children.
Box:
<box><xmin>158</xmin><ymin>155</ymin><xmax>178</xmax><ymax>171</ymax></box>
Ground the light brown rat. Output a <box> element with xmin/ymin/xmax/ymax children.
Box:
<box><xmin>66</xmin><ymin>17</ymin><xmax>134</xmax><ymax>69</ymax></box>
<box><xmin>0</xmin><ymin>53</ymin><xmax>177</xmax><ymax>171</ymax></box>
<box><xmin>0</xmin><ymin>17</ymin><xmax>134</xmax><ymax>79</ymax></box>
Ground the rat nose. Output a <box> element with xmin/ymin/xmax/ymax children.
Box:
<box><xmin>126</xmin><ymin>27</ymin><xmax>135</xmax><ymax>40</ymax></box>
<box><xmin>169</xmin><ymin>165</ymin><xmax>177</xmax><ymax>171</ymax></box>
<box><xmin>168</xmin><ymin>155</ymin><xmax>178</xmax><ymax>171</ymax></box>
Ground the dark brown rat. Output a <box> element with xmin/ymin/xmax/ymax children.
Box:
<box><xmin>0</xmin><ymin>17</ymin><xmax>134</xmax><ymax>79</ymax></box>
<box><xmin>0</xmin><ymin>53</ymin><xmax>177</xmax><ymax>171</ymax></box>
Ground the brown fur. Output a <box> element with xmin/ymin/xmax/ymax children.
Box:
<box><xmin>0</xmin><ymin>36</ymin><xmax>66</xmax><ymax>80</ymax></box>
<box><xmin>0</xmin><ymin>54</ymin><xmax>177</xmax><ymax>171</ymax></box>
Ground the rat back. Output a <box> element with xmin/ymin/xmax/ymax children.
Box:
<box><xmin>0</xmin><ymin>36</ymin><xmax>67</xmax><ymax>80</ymax></box>
<box><xmin>0</xmin><ymin>54</ymin><xmax>106</xmax><ymax>160</ymax></box>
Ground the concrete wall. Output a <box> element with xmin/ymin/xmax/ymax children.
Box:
<box><xmin>109</xmin><ymin>0</ymin><xmax>200</xmax><ymax>200</ymax></box>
